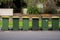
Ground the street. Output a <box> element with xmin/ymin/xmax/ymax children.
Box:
<box><xmin>0</xmin><ymin>31</ymin><xmax>60</xmax><ymax>40</ymax></box>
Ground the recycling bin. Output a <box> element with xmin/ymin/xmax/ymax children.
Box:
<box><xmin>42</xmin><ymin>18</ymin><xmax>49</xmax><ymax>30</ymax></box>
<box><xmin>1</xmin><ymin>18</ymin><xmax>9</xmax><ymax>30</ymax></box>
<box><xmin>23</xmin><ymin>18</ymin><xmax>29</xmax><ymax>30</ymax></box>
<box><xmin>32</xmin><ymin>18</ymin><xmax>39</xmax><ymax>30</ymax></box>
<box><xmin>13</xmin><ymin>18</ymin><xmax>19</xmax><ymax>30</ymax></box>
<box><xmin>52</xmin><ymin>18</ymin><xmax>59</xmax><ymax>30</ymax></box>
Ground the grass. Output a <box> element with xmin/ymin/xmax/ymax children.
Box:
<box><xmin>19</xmin><ymin>21</ymin><xmax>23</xmax><ymax>29</ymax></box>
<box><xmin>9</xmin><ymin>21</ymin><xmax>13</xmax><ymax>29</ymax></box>
<box><xmin>29</xmin><ymin>21</ymin><xmax>32</xmax><ymax>28</ymax></box>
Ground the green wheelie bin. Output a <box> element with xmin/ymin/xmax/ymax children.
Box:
<box><xmin>32</xmin><ymin>18</ymin><xmax>39</xmax><ymax>30</ymax></box>
<box><xmin>13</xmin><ymin>18</ymin><xmax>19</xmax><ymax>30</ymax></box>
<box><xmin>23</xmin><ymin>18</ymin><xmax>29</xmax><ymax>31</ymax></box>
<box><xmin>52</xmin><ymin>18</ymin><xmax>59</xmax><ymax>30</ymax></box>
<box><xmin>1</xmin><ymin>18</ymin><xmax>9</xmax><ymax>30</ymax></box>
<box><xmin>42</xmin><ymin>18</ymin><xmax>49</xmax><ymax>30</ymax></box>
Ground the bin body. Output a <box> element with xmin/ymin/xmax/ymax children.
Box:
<box><xmin>52</xmin><ymin>18</ymin><xmax>59</xmax><ymax>30</ymax></box>
<box><xmin>1</xmin><ymin>18</ymin><xmax>9</xmax><ymax>30</ymax></box>
<box><xmin>13</xmin><ymin>18</ymin><xmax>19</xmax><ymax>30</ymax></box>
<box><xmin>23</xmin><ymin>18</ymin><xmax>29</xmax><ymax>30</ymax></box>
<box><xmin>0</xmin><ymin>20</ymin><xmax>1</xmax><ymax>28</ymax></box>
<box><xmin>32</xmin><ymin>18</ymin><xmax>39</xmax><ymax>30</ymax></box>
<box><xmin>42</xmin><ymin>18</ymin><xmax>49</xmax><ymax>30</ymax></box>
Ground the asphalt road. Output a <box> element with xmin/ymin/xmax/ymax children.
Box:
<box><xmin>0</xmin><ymin>31</ymin><xmax>60</xmax><ymax>40</ymax></box>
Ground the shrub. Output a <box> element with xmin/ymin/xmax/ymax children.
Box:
<box><xmin>27</xmin><ymin>6</ymin><xmax>41</xmax><ymax>14</ymax></box>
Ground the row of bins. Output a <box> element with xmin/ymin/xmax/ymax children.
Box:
<box><xmin>0</xmin><ymin>18</ymin><xmax>60</xmax><ymax>31</ymax></box>
<box><xmin>42</xmin><ymin>18</ymin><xmax>59</xmax><ymax>30</ymax></box>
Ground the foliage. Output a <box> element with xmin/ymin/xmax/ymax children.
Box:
<box><xmin>27</xmin><ymin>6</ymin><xmax>41</xmax><ymax>14</ymax></box>
<box><xmin>39</xmin><ymin>0</ymin><xmax>48</xmax><ymax>3</ymax></box>
<box><xmin>0</xmin><ymin>0</ymin><xmax>13</xmax><ymax>2</ymax></box>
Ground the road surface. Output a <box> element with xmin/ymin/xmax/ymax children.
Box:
<box><xmin>0</xmin><ymin>31</ymin><xmax>60</xmax><ymax>40</ymax></box>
